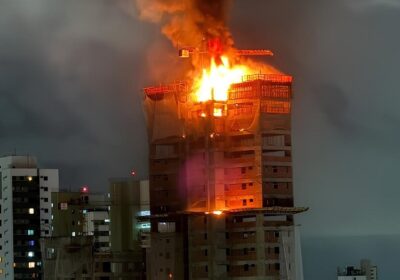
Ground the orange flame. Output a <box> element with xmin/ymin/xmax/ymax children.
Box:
<box><xmin>193</xmin><ymin>56</ymin><xmax>249</xmax><ymax>102</ymax></box>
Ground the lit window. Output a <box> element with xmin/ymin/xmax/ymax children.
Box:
<box><xmin>28</xmin><ymin>208</ymin><xmax>34</xmax><ymax>214</ymax></box>
<box><xmin>28</xmin><ymin>262</ymin><xmax>35</xmax><ymax>268</ymax></box>
<box><xmin>72</xmin><ymin>232</ymin><xmax>76</xmax><ymax>237</ymax></box>
<box><xmin>0</xmin><ymin>268</ymin><xmax>3</xmax><ymax>274</ymax></box>
<box><xmin>28</xmin><ymin>240</ymin><xmax>35</xmax><ymax>246</ymax></box>
<box><xmin>27</xmin><ymin>176</ymin><xmax>33</xmax><ymax>181</ymax></box>
<box><xmin>27</xmin><ymin>229</ymin><xmax>34</xmax><ymax>236</ymax></box>
<box><xmin>28</xmin><ymin>252</ymin><xmax>34</xmax><ymax>258</ymax></box>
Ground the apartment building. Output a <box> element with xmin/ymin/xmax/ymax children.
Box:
<box><xmin>0</xmin><ymin>155</ymin><xmax>59</xmax><ymax>279</ymax></box>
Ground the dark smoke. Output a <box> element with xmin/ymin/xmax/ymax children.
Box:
<box><xmin>135</xmin><ymin>0</ymin><xmax>234</xmax><ymax>72</ymax></box>
<box><xmin>136</xmin><ymin>0</ymin><xmax>232</xmax><ymax>46</ymax></box>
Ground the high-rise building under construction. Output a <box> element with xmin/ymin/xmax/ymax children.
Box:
<box><xmin>144</xmin><ymin>68</ymin><xmax>307</xmax><ymax>279</ymax></box>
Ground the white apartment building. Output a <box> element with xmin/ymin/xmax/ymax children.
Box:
<box><xmin>0</xmin><ymin>155</ymin><xmax>59</xmax><ymax>280</ymax></box>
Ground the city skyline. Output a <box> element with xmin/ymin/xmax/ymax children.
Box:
<box><xmin>1</xmin><ymin>0</ymin><xmax>399</xmax><ymax>279</ymax></box>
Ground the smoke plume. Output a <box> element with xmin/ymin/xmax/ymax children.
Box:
<box><xmin>136</xmin><ymin>0</ymin><xmax>233</xmax><ymax>49</ymax></box>
<box><xmin>135</xmin><ymin>0</ymin><xmax>281</xmax><ymax>78</ymax></box>
<box><xmin>135</xmin><ymin>0</ymin><xmax>236</xmax><ymax>75</ymax></box>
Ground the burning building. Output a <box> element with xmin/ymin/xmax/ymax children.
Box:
<box><xmin>143</xmin><ymin>45</ymin><xmax>307</xmax><ymax>280</ymax></box>
<box><xmin>138</xmin><ymin>1</ymin><xmax>307</xmax><ymax>279</ymax></box>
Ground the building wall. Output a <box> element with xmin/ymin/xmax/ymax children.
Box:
<box><xmin>110</xmin><ymin>179</ymin><xmax>141</xmax><ymax>252</ymax></box>
<box><xmin>0</xmin><ymin>169</ymin><xmax>16</xmax><ymax>279</ymax></box>
<box><xmin>84</xmin><ymin>211</ymin><xmax>110</xmax><ymax>252</ymax></box>
<box><xmin>51</xmin><ymin>192</ymin><xmax>84</xmax><ymax>237</ymax></box>
<box><xmin>109</xmin><ymin>178</ymin><xmax>149</xmax><ymax>279</ymax></box>
<box><xmin>145</xmin><ymin>75</ymin><xmax>297</xmax><ymax>280</ymax></box>
<box><xmin>39</xmin><ymin>169</ymin><xmax>59</xmax><ymax>237</ymax></box>
<box><xmin>338</xmin><ymin>277</ymin><xmax>367</xmax><ymax>280</ymax></box>
<box><xmin>0</xmin><ymin>156</ymin><xmax>59</xmax><ymax>280</ymax></box>
<box><xmin>148</xmin><ymin>231</ymin><xmax>185</xmax><ymax>280</ymax></box>
<box><xmin>187</xmin><ymin>213</ymin><xmax>296</xmax><ymax>280</ymax></box>
<box><xmin>40</xmin><ymin>236</ymin><xmax>93</xmax><ymax>279</ymax></box>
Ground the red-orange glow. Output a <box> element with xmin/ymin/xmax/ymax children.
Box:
<box><xmin>80</xmin><ymin>185</ymin><xmax>89</xmax><ymax>193</ymax></box>
<box><xmin>193</xmin><ymin>56</ymin><xmax>249</xmax><ymax>102</ymax></box>
<box><xmin>212</xmin><ymin>210</ymin><xmax>223</xmax><ymax>216</ymax></box>
<box><xmin>213</xmin><ymin>107</ymin><xmax>223</xmax><ymax>117</ymax></box>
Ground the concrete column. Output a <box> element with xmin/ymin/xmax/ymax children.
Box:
<box><xmin>256</xmin><ymin>213</ymin><xmax>266</xmax><ymax>278</ymax></box>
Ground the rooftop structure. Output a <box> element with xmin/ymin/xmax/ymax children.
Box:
<box><xmin>338</xmin><ymin>259</ymin><xmax>378</xmax><ymax>280</ymax></box>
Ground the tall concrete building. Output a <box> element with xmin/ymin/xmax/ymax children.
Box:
<box><xmin>109</xmin><ymin>178</ymin><xmax>150</xmax><ymax>280</ymax></box>
<box><xmin>0</xmin><ymin>155</ymin><xmax>59</xmax><ymax>279</ymax></box>
<box><xmin>144</xmin><ymin>73</ymin><xmax>307</xmax><ymax>279</ymax></box>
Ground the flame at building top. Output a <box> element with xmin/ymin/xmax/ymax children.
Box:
<box><xmin>193</xmin><ymin>55</ymin><xmax>248</xmax><ymax>102</ymax></box>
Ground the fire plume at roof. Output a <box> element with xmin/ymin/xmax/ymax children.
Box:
<box><xmin>193</xmin><ymin>55</ymin><xmax>248</xmax><ymax>102</ymax></box>
<box><xmin>136</xmin><ymin>0</ymin><xmax>284</xmax><ymax>100</ymax></box>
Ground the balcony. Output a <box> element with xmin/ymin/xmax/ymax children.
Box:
<box><xmin>263</xmin><ymin>221</ymin><xmax>292</xmax><ymax>227</ymax></box>
<box><xmin>226</xmin><ymin>221</ymin><xmax>256</xmax><ymax>229</ymax></box>
<box><xmin>227</xmin><ymin>250</ymin><xmax>257</xmax><ymax>261</ymax></box>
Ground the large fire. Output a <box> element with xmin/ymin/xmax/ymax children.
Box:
<box><xmin>193</xmin><ymin>55</ymin><xmax>249</xmax><ymax>102</ymax></box>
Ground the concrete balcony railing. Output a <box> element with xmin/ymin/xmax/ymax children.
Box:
<box><xmin>224</xmin><ymin>157</ymin><xmax>256</xmax><ymax>165</ymax></box>
<box><xmin>227</xmin><ymin>236</ymin><xmax>256</xmax><ymax>244</ymax></box>
<box><xmin>263</xmin><ymin>221</ymin><xmax>292</xmax><ymax>227</ymax></box>
<box><xmin>226</xmin><ymin>221</ymin><xmax>257</xmax><ymax>229</ymax></box>
<box><xmin>227</xmin><ymin>252</ymin><xmax>257</xmax><ymax>261</ymax></box>
<box><xmin>262</xmin><ymin>145</ymin><xmax>291</xmax><ymax>151</ymax></box>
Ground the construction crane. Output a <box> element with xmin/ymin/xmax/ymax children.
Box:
<box><xmin>178</xmin><ymin>38</ymin><xmax>273</xmax><ymax>58</ymax></box>
<box><xmin>179</xmin><ymin>48</ymin><xmax>273</xmax><ymax>58</ymax></box>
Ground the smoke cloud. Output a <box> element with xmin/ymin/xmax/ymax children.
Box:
<box><xmin>135</xmin><ymin>0</ymin><xmax>233</xmax><ymax>49</ymax></box>
<box><xmin>135</xmin><ymin>0</ymin><xmax>281</xmax><ymax>78</ymax></box>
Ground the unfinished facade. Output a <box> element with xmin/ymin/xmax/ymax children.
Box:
<box><xmin>144</xmin><ymin>73</ymin><xmax>307</xmax><ymax>280</ymax></box>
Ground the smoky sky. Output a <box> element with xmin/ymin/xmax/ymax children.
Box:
<box><xmin>227</xmin><ymin>0</ymin><xmax>400</xmax><ymax>235</ymax></box>
<box><xmin>0</xmin><ymin>0</ymin><xmax>159</xmax><ymax>188</ymax></box>
<box><xmin>1</xmin><ymin>1</ymin><xmax>400</xmax><ymax>274</ymax></box>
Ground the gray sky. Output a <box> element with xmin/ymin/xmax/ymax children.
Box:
<box><xmin>1</xmin><ymin>0</ymin><xmax>400</xmax><ymax>278</ymax></box>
